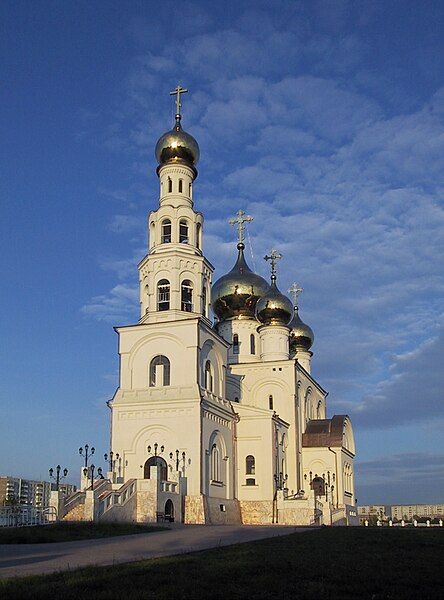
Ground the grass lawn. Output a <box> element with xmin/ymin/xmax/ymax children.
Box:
<box><xmin>1</xmin><ymin>527</ymin><xmax>443</xmax><ymax>599</ymax></box>
<box><xmin>0</xmin><ymin>522</ymin><xmax>167</xmax><ymax>544</ymax></box>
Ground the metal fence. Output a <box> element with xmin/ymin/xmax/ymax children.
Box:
<box><xmin>0</xmin><ymin>506</ymin><xmax>57</xmax><ymax>527</ymax></box>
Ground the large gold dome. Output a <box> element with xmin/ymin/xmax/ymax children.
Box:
<box><xmin>289</xmin><ymin>307</ymin><xmax>314</xmax><ymax>351</ymax></box>
<box><xmin>212</xmin><ymin>243</ymin><xmax>270</xmax><ymax>321</ymax></box>
<box><xmin>155</xmin><ymin>118</ymin><xmax>199</xmax><ymax>167</ymax></box>
<box><xmin>255</xmin><ymin>280</ymin><xmax>293</xmax><ymax>326</ymax></box>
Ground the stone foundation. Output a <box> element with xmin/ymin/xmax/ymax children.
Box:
<box><xmin>239</xmin><ymin>501</ymin><xmax>275</xmax><ymax>524</ymax></box>
<box><xmin>184</xmin><ymin>495</ymin><xmax>206</xmax><ymax>524</ymax></box>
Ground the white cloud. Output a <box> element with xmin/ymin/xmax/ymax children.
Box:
<box><xmin>81</xmin><ymin>284</ymin><xmax>139</xmax><ymax>323</ymax></box>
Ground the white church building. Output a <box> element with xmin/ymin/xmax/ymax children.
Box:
<box><xmin>61</xmin><ymin>87</ymin><xmax>356</xmax><ymax>526</ymax></box>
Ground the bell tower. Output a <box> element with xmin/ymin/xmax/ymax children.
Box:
<box><xmin>139</xmin><ymin>87</ymin><xmax>213</xmax><ymax>324</ymax></box>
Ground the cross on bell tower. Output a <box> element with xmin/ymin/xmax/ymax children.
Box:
<box><xmin>264</xmin><ymin>249</ymin><xmax>283</xmax><ymax>282</ymax></box>
<box><xmin>288</xmin><ymin>282</ymin><xmax>304</xmax><ymax>308</ymax></box>
<box><xmin>170</xmin><ymin>85</ymin><xmax>188</xmax><ymax>126</ymax></box>
<box><xmin>229</xmin><ymin>210</ymin><xmax>254</xmax><ymax>246</ymax></box>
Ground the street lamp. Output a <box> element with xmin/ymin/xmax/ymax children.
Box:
<box><xmin>83</xmin><ymin>464</ymin><xmax>103</xmax><ymax>490</ymax></box>
<box><xmin>104</xmin><ymin>451</ymin><xmax>120</xmax><ymax>471</ymax></box>
<box><xmin>79</xmin><ymin>444</ymin><xmax>95</xmax><ymax>468</ymax></box>
<box><xmin>49</xmin><ymin>465</ymin><xmax>68</xmax><ymax>491</ymax></box>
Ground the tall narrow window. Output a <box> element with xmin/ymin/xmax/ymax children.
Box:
<box><xmin>196</xmin><ymin>223</ymin><xmax>201</xmax><ymax>249</ymax></box>
<box><xmin>149</xmin><ymin>355</ymin><xmax>170</xmax><ymax>387</ymax></box>
<box><xmin>157</xmin><ymin>279</ymin><xmax>170</xmax><ymax>311</ymax></box>
<box><xmin>202</xmin><ymin>286</ymin><xmax>207</xmax><ymax>317</ymax></box>
<box><xmin>250</xmin><ymin>334</ymin><xmax>255</xmax><ymax>354</ymax></box>
<box><xmin>178</xmin><ymin>179</ymin><xmax>183</xmax><ymax>193</ymax></box>
<box><xmin>189</xmin><ymin>182</ymin><xmax>192</xmax><ymax>197</ymax></box>
<box><xmin>179</xmin><ymin>220</ymin><xmax>189</xmax><ymax>243</ymax></box>
<box><xmin>205</xmin><ymin>360</ymin><xmax>213</xmax><ymax>392</ymax></box>
<box><xmin>269</xmin><ymin>395</ymin><xmax>273</xmax><ymax>410</ymax></box>
<box><xmin>233</xmin><ymin>334</ymin><xmax>239</xmax><ymax>354</ymax></box>
<box><xmin>167</xmin><ymin>177</ymin><xmax>172</xmax><ymax>193</ymax></box>
<box><xmin>211</xmin><ymin>444</ymin><xmax>220</xmax><ymax>482</ymax></box>
<box><xmin>181</xmin><ymin>280</ymin><xmax>193</xmax><ymax>312</ymax></box>
<box><xmin>161</xmin><ymin>219</ymin><xmax>171</xmax><ymax>244</ymax></box>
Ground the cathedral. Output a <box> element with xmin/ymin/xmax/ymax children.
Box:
<box><xmin>69</xmin><ymin>87</ymin><xmax>356</xmax><ymax>526</ymax></box>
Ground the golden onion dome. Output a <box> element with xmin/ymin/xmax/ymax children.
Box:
<box><xmin>212</xmin><ymin>243</ymin><xmax>270</xmax><ymax>321</ymax></box>
<box><xmin>155</xmin><ymin>116</ymin><xmax>199</xmax><ymax>168</ymax></box>
<box><xmin>289</xmin><ymin>307</ymin><xmax>314</xmax><ymax>351</ymax></box>
<box><xmin>255</xmin><ymin>279</ymin><xmax>293</xmax><ymax>326</ymax></box>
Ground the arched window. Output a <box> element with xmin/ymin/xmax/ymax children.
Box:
<box><xmin>149</xmin><ymin>355</ymin><xmax>170</xmax><ymax>387</ymax></box>
<box><xmin>317</xmin><ymin>400</ymin><xmax>322</xmax><ymax>419</ymax></box>
<box><xmin>202</xmin><ymin>285</ymin><xmax>207</xmax><ymax>317</ymax></box>
<box><xmin>211</xmin><ymin>444</ymin><xmax>220</xmax><ymax>482</ymax></box>
<box><xmin>196</xmin><ymin>223</ymin><xmax>201</xmax><ymax>249</ymax></box>
<box><xmin>269</xmin><ymin>395</ymin><xmax>274</xmax><ymax>410</ymax></box>
<box><xmin>250</xmin><ymin>334</ymin><xmax>256</xmax><ymax>354</ymax></box>
<box><xmin>179</xmin><ymin>220</ymin><xmax>189</xmax><ymax>243</ymax></box>
<box><xmin>161</xmin><ymin>219</ymin><xmax>171</xmax><ymax>244</ymax></box>
<box><xmin>246</xmin><ymin>455</ymin><xmax>255</xmax><ymax>475</ymax></box>
<box><xmin>233</xmin><ymin>334</ymin><xmax>239</xmax><ymax>354</ymax></box>
<box><xmin>181</xmin><ymin>280</ymin><xmax>193</xmax><ymax>312</ymax></box>
<box><xmin>205</xmin><ymin>360</ymin><xmax>213</xmax><ymax>392</ymax></box>
<box><xmin>167</xmin><ymin>177</ymin><xmax>172</xmax><ymax>193</ymax></box>
<box><xmin>246</xmin><ymin>455</ymin><xmax>255</xmax><ymax>485</ymax></box>
<box><xmin>144</xmin><ymin>456</ymin><xmax>167</xmax><ymax>480</ymax></box>
<box><xmin>189</xmin><ymin>182</ymin><xmax>192</xmax><ymax>197</ymax></box>
<box><xmin>157</xmin><ymin>279</ymin><xmax>170</xmax><ymax>311</ymax></box>
<box><xmin>178</xmin><ymin>179</ymin><xmax>183</xmax><ymax>193</ymax></box>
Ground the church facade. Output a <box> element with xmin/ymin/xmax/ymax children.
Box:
<box><xmin>91</xmin><ymin>88</ymin><xmax>356</xmax><ymax>526</ymax></box>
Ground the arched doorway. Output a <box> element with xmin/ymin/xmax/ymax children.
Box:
<box><xmin>165</xmin><ymin>499</ymin><xmax>174</xmax><ymax>522</ymax></box>
<box><xmin>311</xmin><ymin>476</ymin><xmax>325</xmax><ymax>497</ymax></box>
<box><xmin>144</xmin><ymin>456</ymin><xmax>167</xmax><ymax>481</ymax></box>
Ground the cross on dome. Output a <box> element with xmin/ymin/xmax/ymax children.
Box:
<box><xmin>170</xmin><ymin>85</ymin><xmax>188</xmax><ymax>119</ymax></box>
<box><xmin>288</xmin><ymin>282</ymin><xmax>303</xmax><ymax>308</ymax></box>
<box><xmin>229</xmin><ymin>210</ymin><xmax>254</xmax><ymax>245</ymax></box>
<box><xmin>264</xmin><ymin>249</ymin><xmax>283</xmax><ymax>280</ymax></box>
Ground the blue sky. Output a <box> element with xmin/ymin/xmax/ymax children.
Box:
<box><xmin>1</xmin><ymin>0</ymin><xmax>443</xmax><ymax>504</ymax></box>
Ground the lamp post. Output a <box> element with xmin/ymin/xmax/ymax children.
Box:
<box><xmin>83</xmin><ymin>464</ymin><xmax>103</xmax><ymax>490</ymax></box>
<box><xmin>104</xmin><ymin>451</ymin><xmax>120</xmax><ymax>481</ymax></box>
<box><xmin>79</xmin><ymin>444</ymin><xmax>95</xmax><ymax>469</ymax></box>
<box><xmin>49</xmin><ymin>465</ymin><xmax>68</xmax><ymax>491</ymax></box>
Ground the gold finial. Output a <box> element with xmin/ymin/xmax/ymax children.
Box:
<box><xmin>264</xmin><ymin>249</ymin><xmax>283</xmax><ymax>281</ymax></box>
<box><xmin>288</xmin><ymin>282</ymin><xmax>303</xmax><ymax>308</ymax></box>
<box><xmin>229</xmin><ymin>209</ymin><xmax>254</xmax><ymax>246</ymax></box>
<box><xmin>170</xmin><ymin>85</ymin><xmax>188</xmax><ymax>121</ymax></box>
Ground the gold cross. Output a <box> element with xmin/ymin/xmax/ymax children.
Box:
<box><xmin>170</xmin><ymin>85</ymin><xmax>188</xmax><ymax>117</ymax></box>
<box><xmin>288</xmin><ymin>282</ymin><xmax>303</xmax><ymax>307</ymax></box>
<box><xmin>228</xmin><ymin>209</ymin><xmax>254</xmax><ymax>244</ymax></box>
<box><xmin>264</xmin><ymin>249</ymin><xmax>283</xmax><ymax>279</ymax></box>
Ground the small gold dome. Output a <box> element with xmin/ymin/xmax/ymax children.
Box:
<box><xmin>255</xmin><ymin>280</ymin><xmax>293</xmax><ymax>326</ymax></box>
<box><xmin>212</xmin><ymin>243</ymin><xmax>270</xmax><ymax>321</ymax></box>
<box><xmin>155</xmin><ymin>118</ymin><xmax>199</xmax><ymax>167</ymax></box>
<box><xmin>289</xmin><ymin>308</ymin><xmax>314</xmax><ymax>351</ymax></box>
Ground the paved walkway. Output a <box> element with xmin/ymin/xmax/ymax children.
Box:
<box><xmin>0</xmin><ymin>524</ymin><xmax>309</xmax><ymax>579</ymax></box>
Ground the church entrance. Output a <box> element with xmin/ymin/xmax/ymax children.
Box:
<box><xmin>143</xmin><ymin>456</ymin><xmax>168</xmax><ymax>480</ymax></box>
<box><xmin>311</xmin><ymin>476</ymin><xmax>326</xmax><ymax>497</ymax></box>
<box><xmin>164</xmin><ymin>499</ymin><xmax>174</xmax><ymax>522</ymax></box>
